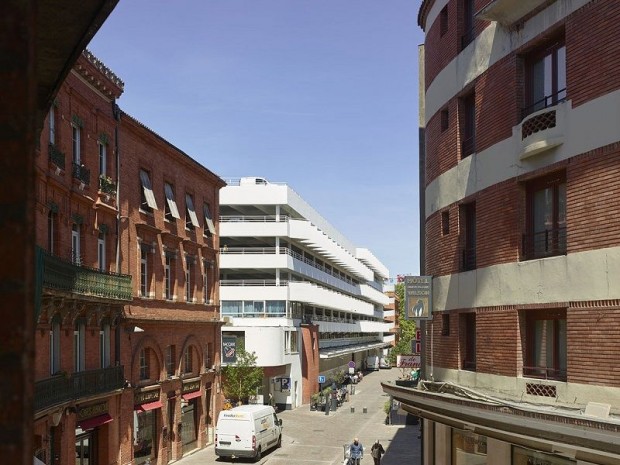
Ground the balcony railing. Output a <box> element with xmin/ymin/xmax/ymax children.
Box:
<box><xmin>521</xmin><ymin>88</ymin><xmax>567</xmax><ymax>120</ymax></box>
<box><xmin>41</xmin><ymin>249</ymin><xmax>133</xmax><ymax>301</ymax></box>
<box><xmin>99</xmin><ymin>175</ymin><xmax>117</xmax><ymax>196</ymax></box>
<box><xmin>461</xmin><ymin>247</ymin><xmax>476</xmax><ymax>271</ymax></box>
<box><xmin>522</xmin><ymin>227</ymin><xmax>567</xmax><ymax>260</ymax></box>
<box><xmin>220</xmin><ymin>279</ymin><xmax>288</xmax><ymax>287</ymax></box>
<box><xmin>48</xmin><ymin>143</ymin><xmax>65</xmax><ymax>170</ymax></box>
<box><xmin>34</xmin><ymin>365</ymin><xmax>125</xmax><ymax>412</ymax></box>
<box><xmin>72</xmin><ymin>162</ymin><xmax>91</xmax><ymax>185</ymax></box>
<box><xmin>220</xmin><ymin>215</ymin><xmax>289</xmax><ymax>223</ymax></box>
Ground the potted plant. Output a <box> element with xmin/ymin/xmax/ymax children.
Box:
<box><xmin>310</xmin><ymin>393</ymin><xmax>319</xmax><ymax>411</ymax></box>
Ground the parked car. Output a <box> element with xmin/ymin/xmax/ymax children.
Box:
<box><xmin>380</xmin><ymin>357</ymin><xmax>391</xmax><ymax>369</ymax></box>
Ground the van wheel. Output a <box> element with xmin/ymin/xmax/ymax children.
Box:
<box><xmin>277</xmin><ymin>435</ymin><xmax>282</xmax><ymax>448</ymax></box>
<box><xmin>254</xmin><ymin>446</ymin><xmax>262</xmax><ymax>462</ymax></box>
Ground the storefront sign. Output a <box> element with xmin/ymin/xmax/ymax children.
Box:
<box><xmin>77</xmin><ymin>402</ymin><xmax>108</xmax><ymax>421</ymax></box>
<box><xmin>222</xmin><ymin>335</ymin><xmax>237</xmax><ymax>364</ymax></box>
<box><xmin>404</xmin><ymin>275</ymin><xmax>433</xmax><ymax>321</ymax></box>
<box><xmin>134</xmin><ymin>389</ymin><xmax>160</xmax><ymax>405</ymax></box>
<box><xmin>182</xmin><ymin>380</ymin><xmax>201</xmax><ymax>394</ymax></box>
<box><xmin>396</xmin><ymin>354</ymin><xmax>421</xmax><ymax>368</ymax></box>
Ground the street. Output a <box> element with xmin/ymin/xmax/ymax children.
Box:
<box><xmin>176</xmin><ymin>368</ymin><xmax>420</xmax><ymax>465</ymax></box>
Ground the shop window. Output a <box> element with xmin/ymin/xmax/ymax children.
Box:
<box><xmin>523</xmin><ymin>309</ymin><xmax>567</xmax><ymax>381</ymax></box>
<box><xmin>522</xmin><ymin>38</ymin><xmax>566</xmax><ymax>119</ymax></box>
<box><xmin>134</xmin><ymin>409</ymin><xmax>157</xmax><ymax>465</ymax></box>
<box><xmin>523</xmin><ymin>172</ymin><xmax>566</xmax><ymax>260</ymax></box>
<box><xmin>513</xmin><ymin>445</ymin><xmax>575</xmax><ymax>465</ymax></box>
<box><xmin>452</xmin><ymin>429</ymin><xmax>487</xmax><ymax>464</ymax></box>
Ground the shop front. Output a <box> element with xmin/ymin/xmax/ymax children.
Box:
<box><xmin>180</xmin><ymin>380</ymin><xmax>201</xmax><ymax>455</ymax></box>
<box><xmin>75</xmin><ymin>401</ymin><xmax>114</xmax><ymax>465</ymax></box>
<box><xmin>452</xmin><ymin>429</ymin><xmax>487</xmax><ymax>465</ymax></box>
<box><xmin>134</xmin><ymin>389</ymin><xmax>162</xmax><ymax>465</ymax></box>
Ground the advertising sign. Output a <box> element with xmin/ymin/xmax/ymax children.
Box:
<box><xmin>318</xmin><ymin>375</ymin><xmax>326</xmax><ymax>384</ymax></box>
<box><xmin>396</xmin><ymin>354</ymin><xmax>421</xmax><ymax>368</ymax></box>
<box><xmin>280</xmin><ymin>377</ymin><xmax>291</xmax><ymax>392</ymax></box>
<box><xmin>222</xmin><ymin>335</ymin><xmax>237</xmax><ymax>364</ymax></box>
<box><xmin>404</xmin><ymin>275</ymin><xmax>433</xmax><ymax>321</ymax></box>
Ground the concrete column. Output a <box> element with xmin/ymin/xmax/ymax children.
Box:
<box><xmin>486</xmin><ymin>437</ymin><xmax>510</xmax><ymax>464</ymax></box>
<box><xmin>434</xmin><ymin>423</ymin><xmax>451</xmax><ymax>465</ymax></box>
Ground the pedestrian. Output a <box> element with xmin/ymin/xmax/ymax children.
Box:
<box><xmin>349</xmin><ymin>437</ymin><xmax>364</xmax><ymax>465</ymax></box>
<box><xmin>370</xmin><ymin>440</ymin><xmax>385</xmax><ymax>465</ymax></box>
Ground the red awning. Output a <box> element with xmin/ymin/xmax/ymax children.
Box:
<box><xmin>134</xmin><ymin>400</ymin><xmax>163</xmax><ymax>412</ymax></box>
<box><xmin>182</xmin><ymin>391</ymin><xmax>202</xmax><ymax>401</ymax></box>
<box><xmin>78</xmin><ymin>413</ymin><xmax>113</xmax><ymax>430</ymax></box>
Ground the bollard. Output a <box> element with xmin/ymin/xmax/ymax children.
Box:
<box><xmin>350</xmin><ymin>407</ymin><xmax>355</xmax><ymax>413</ymax></box>
<box><xmin>363</xmin><ymin>407</ymin><xmax>367</xmax><ymax>414</ymax></box>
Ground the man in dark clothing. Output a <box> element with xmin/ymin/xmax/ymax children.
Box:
<box><xmin>370</xmin><ymin>440</ymin><xmax>385</xmax><ymax>465</ymax></box>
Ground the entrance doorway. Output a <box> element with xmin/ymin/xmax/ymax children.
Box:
<box><xmin>75</xmin><ymin>431</ymin><xmax>93</xmax><ymax>465</ymax></box>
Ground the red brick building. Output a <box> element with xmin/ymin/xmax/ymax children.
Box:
<box><xmin>34</xmin><ymin>50</ymin><xmax>225</xmax><ymax>465</ymax></box>
<box><xmin>384</xmin><ymin>1</ymin><xmax>620</xmax><ymax>464</ymax></box>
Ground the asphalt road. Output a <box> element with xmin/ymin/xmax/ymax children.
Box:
<box><xmin>176</xmin><ymin>368</ymin><xmax>421</xmax><ymax>465</ymax></box>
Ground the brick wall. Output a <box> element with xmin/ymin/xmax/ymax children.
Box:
<box><xmin>301</xmin><ymin>324</ymin><xmax>320</xmax><ymax>403</ymax></box>
<box><xmin>475</xmin><ymin>307</ymin><xmax>519</xmax><ymax>376</ymax></box>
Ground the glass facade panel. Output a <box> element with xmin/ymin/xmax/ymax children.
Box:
<box><xmin>134</xmin><ymin>410</ymin><xmax>157</xmax><ymax>465</ymax></box>
<box><xmin>452</xmin><ymin>430</ymin><xmax>486</xmax><ymax>465</ymax></box>
<box><xmin>513</xmin><ymin>446</ymin><xmax>575</xmax><ymax>465</ymax></box>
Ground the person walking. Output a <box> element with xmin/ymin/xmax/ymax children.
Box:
<box><xmin>349</xmin><ymin>437</ymin><xmax>364</xmax><ymax>465</ymax></box>
<box><xmin>370</xmin><ymin>440</ymin><xmax>385</xmax><ymax>465</ymax></box>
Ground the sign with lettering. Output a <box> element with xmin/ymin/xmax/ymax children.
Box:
<box><xmin>404</xmin><ymin>276</ymin><xmax>433</xmax><ymax>321</ymax></box>
<box><xmin>77</xmin><ymin>402</ymin><xmax>108</xmax><ymax>421</ymax></box>
<box><xmin>222</xmin><ymin>335</ymin><xmax>237</xmax><ymax>364</ymax></box>
<box><xmin>416</xmin><ymin>329</ymin><xmax>422</xmax><ymax>341</ymax></box>
<box><xmin>134</xmin><ymin>389</ymin><xmax>160</xmax><ymax>405</ymax></box>
<box><xmin>396</xmin><ymin>354</ymin><xmax>421</xmax><ymax>368</ymax></box>
<box><xmin>182</xmin><ymin>380</ymin><xmax>201</xmax><ymax>394</ymax></box>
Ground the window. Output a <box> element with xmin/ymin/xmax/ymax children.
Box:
<box><xmin>165</xmin><ymin>252</ymin><xmax>175</xmax><ymax>300</ymax></box>
<box><xmin>97</xmin><ymin>231</ymin><xmax>106</xmax><ymax>271</ymax></box>
<box><xmin>460</xmin><ymin>202</ymin><xmax>476</xmax><ymax>271</ymax></box>
<box><xmin>205</xmin><ymin>343</ymin><xmax>213</xmax><ymax>369</ymax></box>
<box><xmin>140</xmin><ymin>244</ymin><xmax>152</xmax><ymax>298</ymax></box>
<box><xmin>440</xmin><ymin>108</ymin><xmax>449</xmax><ymax>132</ymax></box>
<box><xmin>49</xmin><ymin>314</ymin><xmax>61</xmax><ymax>375</ymax></box>
<box><xmin>47</xmin><ymin>210</ymin><xmax>57</xmax><ymax>254</ymax></box>
<box><xmin>100</xmin><ymin>320</ymin><xmax>111</xmax><ymax>368</ymax></box>
<box><xmin>460</xmin><ymin>93</ymin><xmax>476</xmax><ymax>158</ymax></box>
<box><xmin>203</xmin><ymin>260</ymin><xmax>211</xmax><ymax>304</ymax></box>
<box><xmin>185</xmin><ymin>194</ymin><xmax>199</xmax><ymax>230</ymax></box>
<box><xmin>72</xmin><ymin>124</ymin><xmax>81</xmax><ymax>165</ymax></box>
<box><xmin>461</xmin><ymin>313</ymin><xmax>476</xmax><ymax>371</ymax></box>
<box><xmin>523</xmin><ymin>172</ymin><xmax>566</xmax><ymax>259</ymax></box>
<box><xmin>289</xmin><ymin>331</ymin><xmax>298</xmax><ymax>353</ymax></box>
<box><xmin>441</xmin><ymin>210</ymin><xmax>450</xmax><ymax>236</ymax></box>
<box><xmin>185</xmin><ymin>256</ymin><xmax>194</xmax><ymax>302</ymax></box>
<box><xmin>183</xmin><ymin>347</ymin><xmax>193</xmax><ymax>374</ymax></box>
<box><xmin>243</xmin><ymin>300</ymin><xmax>265</xmax><ymax>317</ymax></box>
<box><xmin>203</xmin><ymin>203</ymin><xmax>216</xmax><ymax>237</ymax></box>
<box><xmin>441</xmin><ymin>313</ymin><xmax>450</xmax><ymax>336</ymax></box>
<box><xmin>49</xmin><ymin>106</ymin><xmax>56</xmax><ymax>145</ymax></box>
<box><xmin>139</xmin><ymin>348</ymin><xmax>150</xmax><ymax>380</ymax></box>
<box><xmin>74</xmin><ymin>319</ymin><xmax>86</xmax><ymax>372</ymax></box>
<box><xmin>461</xmin><ymin>0</ymin><xmax>475</xmax><ymax>50</ymax></box>
<box><xmin>524</xmin><ymin>309</ymin><xmax>566</xmax><ymax>380</ymax></box>
<box><xmin>524</xmin><ymin>39</ymin><xmax>566</xmax><ymax>118</ymax></box>
<box><xmin>139</xmin><ymin>169</ymin><xmax>158</xmax><ymax>212</ymax></box>
<box><xmin>440</xmin><ymin>6</ymin><xmax>448</xmax><ymax>36</ymax></box>
<box><xmin>166</xmin><ymin>345</ymin><xmax>176</xmax><ymax>378</ymax></box>
<box><xmin>71</xmin><ymin>223</ymin><xmax>81</xmax><ymax>265</ymax></box>
<box><xmin>99</xmin><ymin>142</ymin><xmax>107</xmax><ymax>177</ymax></box>
<box><xmin>164</xmin><ymin>182</ymin><xmax>181</xmax><ymax>221</ymax></box>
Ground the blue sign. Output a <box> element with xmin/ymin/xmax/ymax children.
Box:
<box><xmin>348</xmin><ymin>361</ymin><xmax>356</xmax><ymax>368</ymax></box>
<box><xmin>318</xmin><ymin>375</ymin><xmax>326</xmax><ymax>384</ymax></box>
<box><xmin>281</xmin><ymin>377</ymin><xmax>291</xmax><ymax>391</ymax></box>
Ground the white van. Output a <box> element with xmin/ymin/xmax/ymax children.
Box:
<box><xmin>215</xmin><ymin>405</ymin><xmax>283</xmax><ymax>461</ymax></box>
<box><xmin>366</xmin><ymin>355</ymin><xmax>380</xmax><ymax>371</ymax></box>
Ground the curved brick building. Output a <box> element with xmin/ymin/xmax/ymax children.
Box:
<box><xmin>384</xmin><ymin>1</ymin><xmax>620</xmax><ymax>464</ymax></box>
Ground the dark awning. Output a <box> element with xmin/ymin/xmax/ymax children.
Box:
<box><xmin>181</xmin><ymin>391</ymin><xmax>202</xmax><ymax>401</ymax></box>
<box><xmin>78</xmin><ymin>413</ymin><xmax>113</xmax><ymax>430</ymax></box>
<box><xmin>134</xmin><ymin>400</ymin><xmax>162</xmax><ymax>412</ymax></box>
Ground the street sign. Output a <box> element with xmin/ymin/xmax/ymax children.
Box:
<box><xmin>318</xmin><ymin>375</ymin><xmax>326</xmax><ymax>384</ymax></box>
<box><xmin>397</xmin><ymin>354</ymin><xmax>421</xmax><ymax>368</ymax></box>
<box><xmin>416</xmin><ymin>329</ymin><xmax>422</xmax><ymax>341</ymax></box>
<box><xmin>348</xmin><ymin>361</ymin><xmax>356</xmax><ymax>368</ymax></box>
<box><xmin>415</xmin><ymin>342</ymin><xmax>422</xmax><ymax>354</ymax></box>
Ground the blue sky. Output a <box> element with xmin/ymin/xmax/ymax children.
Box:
<box><xmin>88</xmin><ymin>0</ymin><xmax>425</xmax><ymax>279</ymax></box>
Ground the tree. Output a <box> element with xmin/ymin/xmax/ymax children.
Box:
<box><xmin>388</xmin><ymin>282</ymin><xmax>416</xmax><ymax>366</ymax></box>
<box><xmin>221</xmin><ymin>348</ymin><xmax>264</xmax><ymax>403</ymax></box>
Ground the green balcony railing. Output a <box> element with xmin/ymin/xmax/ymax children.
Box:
<box><xmin>48</xmin><ymin>143</ymin><xmax>66</xmax><ymax>170</ymax></box>
<box><xmin>40</xmin><ymin>249</ymin><xmax>132</xmax><ymax>301</ymax></box>
<box><xmin>35</xmin><ymin>365</ymin><xmax>125</xmax><ymax>412</ymax></box>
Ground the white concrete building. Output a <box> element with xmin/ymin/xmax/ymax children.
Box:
<box><xmin>219</xmin><ymin>177</ymin><xmax>391</xmax><ymax>409</ymax></box>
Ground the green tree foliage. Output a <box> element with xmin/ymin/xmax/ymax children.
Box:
<box><xmin>388</xmin><ymin>282</ymin><xmax>416</xmax><ymax>365</ymax></box>
<box><xmin>221</xmin><ymin>348</ymin><xmax>264</xmax><ymax>403</ymax></box>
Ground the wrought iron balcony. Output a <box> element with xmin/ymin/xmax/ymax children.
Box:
<box><xmin>72</xmin><ymin>162</ymin><xmax>91</xmax><ymax>185</ymax></box>
<box><xmin>40</xmin><ymin>248</ymin><xmax>133</xmax><ymax>301</ymax></box>
<box><xmin>523</xmin><ymin>365</ymin><xmax>567</xmax><ymax>382</ymax></box>
<box><xmin>48</xmin><ymin>143</ymin><xmax>65</xmax><ymax>170</ymax></box>
<box><xmin>35</xmin><ymin>365</ymin><xmax>125</xmax><ymax>412</ymax></box>
<box><xmin>522</xmin><ymin>227</ymin><xmax>567</xmax><ymax>260</ymax></box>
<box><xmin>99</xmin><ymin>175</ymin><xmax>117</xmax><ymax>196</ymax></box>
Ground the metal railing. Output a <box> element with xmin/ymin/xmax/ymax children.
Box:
<box><xmin>521</xmin><ymin>88</ymin><xmax>567</xmax><ymax>120</ymax></box>
<box><xmin>41</xmin><ymin>249</ymin><xmax>133</xmax><ymax>301</ymax></box>
<box><xmin>220</xmin><ymin>279</ymin><xmax>288</xmax><ymax>287</ymax></box>
<box><xmin>522</xmin><ymin>227</ymin><xmax>567</xmax><ymax>260</ymax></box>
<box><xmin>34</xmin><ymin>365</ymin><xmax>125</xmax><ymax>412</ymax></box>
<box><xmin>220</xmin><ymin>215</ymin><xmax>289</xmax><ymax>223</ymax></box>
<box><xmin>48</xmin><ymin>143</ymin><xmax>65</xmax><ymax>169</ymax></box>
<box><xmin>72</xmin><ymin>162</ymin><xmax>91</xmax><ymax>185</ymax></box>
<box><xmin>318</xmin><ymin>336</ymin><xmax>380</xmax><ymax>349</ymax></box>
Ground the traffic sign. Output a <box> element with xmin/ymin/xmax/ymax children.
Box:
<box><xmin>318</xmin><ymin>375</ymin><xmax>326</xmax><ymax>384</ymax></box>
<box><xmin>348</xmin><ymin>361</ymin><xmax>356</xmax><ymax>368</ymax></box>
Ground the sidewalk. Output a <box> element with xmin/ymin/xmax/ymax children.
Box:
<box><xmin>173</xmin><ymin>368</ymin><xmax>420</xmax><ymax>465</ymax></box>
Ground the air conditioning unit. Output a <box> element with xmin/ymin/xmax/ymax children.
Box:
<box><xmin>222</xmin><ymin>316</ymin><xmax>232</xmax><ymax>325</ymax></box>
